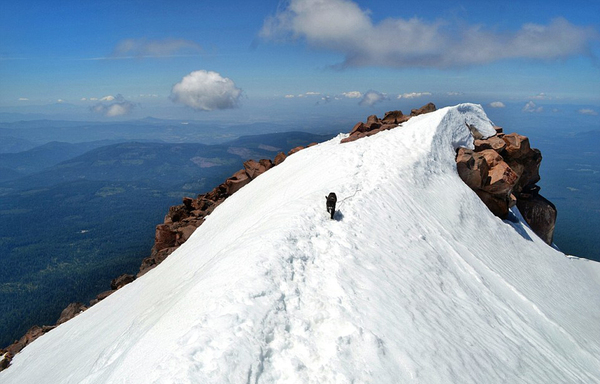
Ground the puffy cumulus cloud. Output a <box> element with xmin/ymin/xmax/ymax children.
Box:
<box><xmin>305</xmin><ymin>91</ymin><xmax>321</xmax><ymax>95</ymax></box>
<box><xmin>578</xmin><ymin>108</ymin><xmax>598</xmax><ymax>115</ymax></box>
<box><xmin>342</xmin><ymin>91</ymin><xmax>362</xmax><ymax>98</ymax></box>
<box><xmin>397</xmin><ymin>92</ymin><xmax>432</xmax><ymax>99</ymax></box>
<box><xmin>260</xmin><ymin>0</ymin><xmax>598</xmax><ymax>68</ymax></box>
<box><xmin>100</xmin><ymin>95</ymin><xmax>115</xmax><ymax>101</ymax></box>
<box><xmin>91</xmin><ymin>94</ymin><xmax>136</xmax><ymax>117</ymax></box>
<box><xmin>522</xmin><ymin>101</ymin><xmax>544</xmax><ymax>113</ymax></box>
<box><xmin>284</xmin><ymin>94</ymin><xmax>295</xmax><ymax>98</ymax></box>
<box><xmin>359</xmin><ymin>90</ymin><xmax>386</xmax><ymax>107</ymax></box>
<box><xmin>112</xmin><ymin>38</ymin><xmax>202</xmax><ymax>58</ymax></box>
<box><xmin>170</xmin><ymin>70</ymin><xmax>243</xmax><ymax>111</ymax></box>
<box><xmin>18</xmin><ymin>97</ymin><xmax>29</xmax><ymax>101</ymax></box>
<box><xmin>489</xmin><ymin>101</ymin><xmax>506</xmax><ymax>108</ymax></box>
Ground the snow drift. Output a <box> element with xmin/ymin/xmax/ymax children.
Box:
<box><xmin>2</xmin><ymin>104</ymin><xmax>600</xmax><ymax>383</ymax></box>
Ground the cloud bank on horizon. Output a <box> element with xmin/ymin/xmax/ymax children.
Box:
<box><xmin>260</xmin><ymin>0</ymin><xmax>598</xmax><ymax>68</ymax></box>
<box><xmin>170</xmin><ymin>70</ymin><xmax>243</xmax><ymax>111</ymax></box>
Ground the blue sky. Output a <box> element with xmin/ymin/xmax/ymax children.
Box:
<box><xmin>1</xmin><ymin>0</ymin><xmax>599</xmax><ymax>121</ymax></box>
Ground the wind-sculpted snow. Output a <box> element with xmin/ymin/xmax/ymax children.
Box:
<box><xmin>2</xmin><ymin>104</ymin><xmax>600</xmax><ymax>383</ymax></box>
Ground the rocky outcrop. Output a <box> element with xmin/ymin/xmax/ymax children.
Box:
<box><xmin>455</xmin><ymin>128</ymin><xmax>555</xmax><ymax>244</ymax></box>
<box><xmin>0</xmin><ymin>324</ymin><xmax>56</xmax><ymax>371</ymax></box>
<box><xmin>341</xmin><ymin>103</ymin><xmax>436</xmax><ymax>143</ymax></box>
<box><xmin>56</xmin><ymin>302</ymin><xmax>87</xmax><ymax>326</ymax></box>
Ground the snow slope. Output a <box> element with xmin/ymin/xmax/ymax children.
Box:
<box><xmin>2</xmin><ymin>104</ymin><xmax>600</xmax><ymax>384</ymax></box>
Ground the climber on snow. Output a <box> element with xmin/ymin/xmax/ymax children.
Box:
<box><xmin>325</xmin><ymin>192</ymin><xmax>337</xmax><ymax>220</ymax></box>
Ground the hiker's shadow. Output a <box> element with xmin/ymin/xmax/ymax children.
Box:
<box><xmin>333</xmin><ymin>210</ymin><xmax>344</xmax><ymax>221</ymax></box>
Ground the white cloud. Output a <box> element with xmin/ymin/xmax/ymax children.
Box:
<box><xmin>522</xmin><ymin>101</ymin><xmax>544</xmax><ymax>113</ymax></box>
<box><xmin>359</xmin><ymin>90</ymin><xmax>386</xmax><ymax>107</ymax></box>
<box><xmin>578</xmin><ymin>108</ymin><xmax>598</xmax><ymax>115</ymax></box>
<box><xmin>18</xmin><ymin>97</ymin><xmax>29</xmax><ymax>101</ymax></box>
<box><xmin>91</xmin><ymin>94</ymin><xmax>136</xmax><ymax>117</ymax></box>
<box><xmin>90</xmin><ymin>97</ymin><xmax>98</xmax><ymax>101</ymax></box>
<box><xmin>170</xmin><ymin>70</ymin><xmax>242</xmax><ymax>111</ymax></box>
<box><xmin>531</xmin><ymin>92</ymin><xmax>551</xmax><ymax>100</ymax></box>
<box><xmin>342</xmin><ymin>91</ymin><xmax>362</xmax><ymax>98</ymax></box>
<box><xmin>260</xmin><ymin>0</ymin><xmax>598</xmax><ymax>68</ymax></box>
<box><xmin>446</xmin><ymin>92</ymin><xmax>463</xmax><ymax>96</ymax></box>
<box><xmin>81</xmin><ymin>97</ymin><xmax>87</xmax><ymax>101</ymax></box>
<box><xmin>305</xmin><ymin>91</ymin><xmax>321</xmax><ymax>95</ymax></box>
<box><xmin>397</xmin><ymin>92</ymin><xmax>432</xmax><ymax>99</ymax></box>
<box><xmin>489</xmin><ymin>101</ymin><xmax>506</xmax><ymax>108</ymax></box>
<box><xmin>112</xmin><ymin>38</ymin><xmax>202</xmax><ymax>58</ymax></box>
<box><xmin>57</xmin><ymin>99</ymin><xmax>65</xmax><ymax>103</ymax></box>
<box><xmin>284</xmin><ymin>94</ymin><xmax>295</xmax><ymax>98</ymax></box>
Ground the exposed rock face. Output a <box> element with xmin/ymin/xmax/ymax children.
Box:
<box><xmin>455</xmin><ymin>127</ymin><xmax>556</xmax><ymax>244</ymax></box>
<box><xmin>411</xmin><ymin>102</ymin><xmax>437</xmax><ymax>116</ymax></box>
<box><xmin>516</xmin><ymin>185</ymin><xmax>557</xmax><ymax>245</ymax></box>
<box><xmin>56</xmin><ymin>302</ymin><xmax>87</xmax><ymax>326</ymax></box>
<box><xmin>111</xmin><ymin>274</ymin><xmax>136</xmax><ymax>291</ymax></box>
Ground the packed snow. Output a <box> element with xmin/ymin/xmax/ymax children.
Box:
<box><xmin>2</xmin><ymin>104</ymin><xmax>600</xmax><ymax>383</ymax></box>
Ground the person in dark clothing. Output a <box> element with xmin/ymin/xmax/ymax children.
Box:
<box><xmin>325</xmin><ymin>192</ymin><xmax>337</xmax><ymax>220</ymax></box>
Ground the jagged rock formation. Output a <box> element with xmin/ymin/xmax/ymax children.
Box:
<box><xmin>455</xmin><ymin>128</ymin><xmax>556</xmax><ymax>244</ymax></box>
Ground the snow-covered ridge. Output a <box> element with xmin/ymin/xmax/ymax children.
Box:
<box><xmin>2</xmin><ymin>104</ymin><xmax>599</xmax><ymax>383</ymax></box>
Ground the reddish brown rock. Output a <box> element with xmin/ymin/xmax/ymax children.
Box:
<box><xmin>154</xmin><ymin>224</ymin><xmax>177</xmax><ymax>251</ymax></box>
<box><xmin>456</xmin><ymin>148</ymin><xmax>490</xmax><ymax>190</ymax></box>
<box><xmin>410</xmin><ymin>102</ymin><xmax>436</xmax><ymax>116</ymax></box>
<box><xmin>225</xmin><ymin>169</ymin><xmax>251</xmax><ymax>195</ymax></box>
<box><xmin>110</xmin><ymin>274</ymin><xmax>135</xmax><ymax>291</ymax></box>
<box><xmin>243</xmin><ymin>159</ymin><xmax>273</xmax><ymax>179</ymax></box>
<box><xmin>474</xmin><ymin>136</ymin><xmax>506</xmax><ymax>152</ymax></box>
<box><xmin>494</xmin><ymin>126</ymin><xmax>503</xmax><ymax>134</ymax></box>
<box><xmin>381</xmin><ymin>110</ymin><xmax>408</xmax><ymax>125</ymax></box>
<box><xmin>349</xmin><ymin>122</ymin><xmax>367</xmax><ymax>135</ymax></box>
<box><xmin>484</xmin><ymin>162</ymin><xmax>519</xmax><ymax>196</ymax></box>
<box><xmin>479</xmin><ymin>149</ymin><xmax>504</xmax><ymax>168</ymax></box>
<box><xmin>274</xmin><ymin>152</ymin><xmax>286</xmax><ymax>165</ymax></box>
<box><xmin>288</xmin><ymin>146</ymin><xmax>304</xmax><ymax>156</ymax></box>
<box><xmin>502</xmin><ymin>133</ymin><xmax>531</xmax><ymax>159</ymax></box>
<box><xmin>56</xmin><ymin>302</ymin><xmax>87</xmax><ymax>325</ymax></box>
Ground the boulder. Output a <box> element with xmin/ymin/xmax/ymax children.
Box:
<box><xmin>456</xmin><ymin>148</ymin><xmax>489</xmax><ymax>190</ymax></box>
<box><xmin>484</xmin><ymin>162</ymin><xmax>519</xmax><ymax>196</ymax></box>
<box><xmin>288</xmin><ymin>146</ymin><xmax>304</xmax><ymax>156</ymax></box>
<box><xmin>410</xmin><ymin>102</ymin><xmax>436</xmax><ymax>116</ymax></box>
<box><xmin>243</xmin><ymin>159</ymin><xmax>273</xmax><ymax>179</ymax></box>
<box><xmin>502</xmin><ymin>133</ymin><xmax>531</xmax><ymax>159</ymax></box>
<box><xmin>56</xmin><ymin>302</ymin><xmax>87</xmax><ymax>325</ymax></box>
<box><xmin>110</xmin><ymin>274</ymin><xmax>135</xmax><ymax>291</ymax></box>
<box><xmin>153</xmin><ymin>224</ymin><xmax>177</xmax><ymax>251</ymax></box>
<box><xmin>274</xmin><ymin>152</ymin><xmax>286</xmax><ymax>166</ymax></box>
<box><xmin>474</xmin><ymin>136</ymin><xmax>506</xmax><ymax>152</ymax></box>
<box><xmin>381</xmin><ymin>110</ymin><xmax>408</xmax><ymax>125</ymax></box>
<box><xmin>517</xmin><ymin>186</ymin><xmax>557</xmax><ymax>245</ymax></box>
<box><xmin>224</xmin><ymin>169</ymin><xmax>251</xmax><ymax>195</ymax></box>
